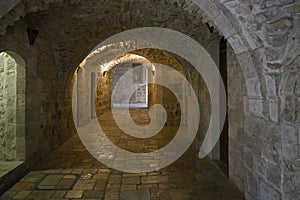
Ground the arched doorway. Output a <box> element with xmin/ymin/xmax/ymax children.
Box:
<box><xmin>112</xmin><ymin>62</ymin><xmax>149</xmax><ymax>108</ymax></box>
<box><xmin>0</xmin><ymin>51</ymin><xmax>25</xmax><ymax>176</ymax></box>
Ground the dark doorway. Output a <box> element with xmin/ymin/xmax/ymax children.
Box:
<box><xmin>219</xmin><ymin>37</ymin><xmax>229</xmax><ymax>171</ymax></box>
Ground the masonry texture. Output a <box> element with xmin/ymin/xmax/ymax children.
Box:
<box><xmin>0</xmin><ymin>0</ymin><xmax>299</xmax><ymax>199</ymax></box>
<box><xmin>0</xmin><ymin>52</ymin><xmax>17</xmax><ymax>161</ymax></box>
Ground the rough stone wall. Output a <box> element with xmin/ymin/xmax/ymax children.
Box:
<box><xmin>182</xmin><ymin>57</ymin><xmax>210</xmax><ymax>152</ymax></box>
<box><xmin>96</xmin><ymin>70</ymin><xmax>112</xmax><ymax>116</ymax></box>
<box><xmin>226</xmin><ymin>43</ymin><xmax>300</xmax><ymax>200</ymax></box>
<box><xmin>0</xmin><ymin>52</ymin><xmax>17</xmax><ymax>161</ymax></box>
<box><xmin>0</xmin><ymin>19</ymin><xmax>66</xmax><ymax>165</ymax></box>
<box><xmin>198</xmin><ymin>1</ymin><xmax>300</xmax><ymax>199</ymax></box>
<box><xmin>227</xmin><ymin>45</ymin><xmax>247</xmax><ymax>193</ymax></box>
<box><xmin>280</xmin><ymin>57</ymin><xmax>300</xmax><ymax>200</ymax></box>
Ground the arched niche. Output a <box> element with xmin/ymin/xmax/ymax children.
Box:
<box><xmin>0</xmin><ymin>51</ymin><xmax>25</xmax><ymax>175</ymax></box>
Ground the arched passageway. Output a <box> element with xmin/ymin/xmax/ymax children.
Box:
<box><xmin>0</xmin><ymin>0</ymin><xmax>299</xmax><ymax>199</ymax></box>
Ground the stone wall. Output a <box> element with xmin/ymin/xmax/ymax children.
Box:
<box><xmin>0</xmin><ymin>19</ymin><xmax>68</xmax><ymax>165</ymax></box>
<box><xmin>0</xmin><ymin>52</ymin><xmax>17</xmax><ymax>161</ymax></box>
<box><xmin>73</xmin><ymin>64</ymin><xmax>112</xmax><ymax>126</ymax></box>
<box><xmin>280</xmin><ymin>57</ymin><xmax>300</xmax><ymax>199</ymax></box>
<box><xmin>227</xmin><ymin>45</ymin><xmax>247</xmax><ymax>193</ymax></box>
<box><xmin>96</xmin><ymin>70</ymin><xmax>112</xmax><ymax>116</ymax></box>
<box><xmin>226</xmin><ymin>43</ymin><xmax>300</xmax><ymax>200</ymax></box>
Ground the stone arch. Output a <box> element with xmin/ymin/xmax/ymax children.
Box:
<box><xmin>72</xmin><ymin>50</ymin><xmax>187</xmax><ymax>125</ymax></box>
<box><xmin>191</xmin><ymin>0</ymin><xmax>266</xmax><ymax>115</ymax></box>
<box><xmin>0</xmin><ymin>51</ymin><xmax>25</xmax><ymax>163</ymax></box>
<box><xmin>280</xmin><ymin>70</ymin><xmax>300</xmax><ymax>125</ymax></box>
<box><xmin>59</xmin><ymin>1</ymin><xmax>266</xmax><ymax>119</ymax></box>
<box><xmin>36</xmin><ymin>1</ymin><xmax>266</xmax><ymax>196</ymax></box>
<box><xmin>1</xmin><ymin>2</ymin><xmax>297</xmax><ymax>118</ymax></box>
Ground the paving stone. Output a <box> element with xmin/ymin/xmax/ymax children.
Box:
<box><xmin>65</xmin><ymin>190</ymin><xmax>83</xmax><ymax>199</ymax></box>
<box><xmin>120</xmin><ymin>190</ymin><xmax>151</xmax><ymax>200</ymax></box>
<box><xmin>62</xmin><ymin>169</ymin><xmax>73</xmax><ymax>174</ymax></box>
<box><xmin>20</xmin><ymin>173</ymin><xmax>44</xmax><ymax>183</ymax></box>
<box><xmin>122</xmin><ymin>176</ymin><xmax>140</xmax><ymax>185</ymax></box>
<box><xmin>97</xmin><ymin>169</ymin><xmax>111</xmax><ymax>173</ymax></box>
<box><xmin>56</xmin><ymin>177</ymin><xmax>76</xmax><ymax>190</ymax></box>
<box><xmin>121</xmin><ymin>184</ymin><xmax>137</xmax><ymax>191</ymax></box>
<box><xmin>106</xmin><ymin>183</ymin><xmax>121</xmax><ymax>193</ymax></box>
<box><xmin>43</xmin><ymin>169</ymin><xmax>63</xmax><ymax>174</ymax></box>
<box><xmin>39</xmin><ymin>175</ymin><xmax>63</xmax><ymax>186</ymax></box>
<box><xmin>0</xmin><ymin>190</ymin><xmax>18</xmax><ymax>199</ymax></box>
<box><xmin>108</xmin><ymin>175</ymin><xmax>122</xmax><ymax>184</ymax></box>
<box><xmin>94</xmin><ymin>179</ymin><xmax>107</xmax><ymax>191</ymax></box>
<box><xmin>104</xmin><ymin>192</ymin><xmax>119</xmax><ymax>200</ymax></box>
<box><xmin>93</xmin><ymin>173</ymin><xmax>109</xmax><ymax>180</ymax></box>
<box><xmin>83</xmin><ymin>169</ymin><xmax>98</xmax><ymax>174</ymax></box>
<box><xmin>123</xmin><ymin>173</ymin><xmax>146</xmax><ymax>177</ymax></box>
<box><xmin>73</xmin><ymin>179</ymin><xmax>96</xmax><ymax>190</ymax></box>
<box><xmin>51</xmin><ymin>190</ymin><xmax>67</xmax><ymax>198</ymax></box>
<box><xmin>137</xmin><ymin>184</ymin><xmax>159</xmax><ymax>190</ymax></box>
<box><xmin>83</xmin><ymin>190</ymin><xmax>104</xmax><ymax>199</ymax></box>
<box><xmin>141</xmin><ymin>175</ymin><xmax>169</xmax><ymax>184</ymax></box>
<box><xmin>80</xmin><ymin>173</ymin><xmax>93</xmax><ymax>180</ymax></box>
<box><xmin>11</xmin><ymin>182</ymin><xmax>34</xmax><ymax>191</ymax></box>
<box><xmin>13</xmin><ymin>191</ymin><xmax>30</xmax><ymax>199</ymax></box>
<box><xmin>36</xmin><ymin>185</ymin><xmax>56</xmax><ymax>190</ymax></box>
<box><xmin>72</xmin><ymin>169</ymin><xmax>83</xmax><ymax>174</ymax></box>
<box><xmin>27</xmin><ymin>190</ymin><xmax>54</xmax><ymax>199</ymax></box>
<box><xmin>63</xmin><ymin>174</ymin><xmax>76</xmax><ymax>179</ymax></box>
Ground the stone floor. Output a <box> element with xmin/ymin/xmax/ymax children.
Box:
<box><xmin>0</xmin><ymin>109</ymin><xmax>244</xmax><ymax>200</ymax></box>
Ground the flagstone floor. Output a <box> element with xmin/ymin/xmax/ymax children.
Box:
<box><xmin>0</xmin><ymin>109</ymin><xmax>243</xmax><ymax>200</ymax></box>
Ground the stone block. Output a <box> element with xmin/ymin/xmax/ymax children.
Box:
<box><xmin>283</xmin><ymin>161</ymin><xmax>300</xmax><ymax>200</ymax></box>
<box><xmin>262</xmin><ymin>141</ymin><xmax>281</xmax><ymax>165</ymax></box>
<box><xmin>73</xmin><ymin>179</ymin><xmax>96</xmax><ymax>190</ymax></box>
<box><xmin>214</xmin><ymin>14</ymin><xmax>237</xmax><ymax>38</ymax></box>
<box><xmin>257</xmin><ymin>178</ymin><xmax>281</xmax><ymax>200</ymax></box>
<box><xmin>282</xmin><ymin>97</ymin><xmax>296</xmax><ymax>123</ymax></box>
<box><xmin>248</xmin><ymin>98</ymin><xmax>265</xmax><ymax>118</ymax></box>
<box><xmin>268</xmin><ymin>99</ymin><xmax>279</xmax><ymax>123</ymax></box>
<box><xmin>65</xmin><ymin>190</ymin><xmax>83</xmax><ymax>199</ymax></box>
<box><xmin>120</xmin><ymin>190</ymin><xmax>150</xmax><ymax>200</ymax></box>
<box><xmin>141</xmin><ymin>175</ymin><xmax>169</xmax><ymax>184</ymax></box>
<box><xmin>245</xmin><ymin>134</ymin><xmax>262</xmax><ymax>156</ymax></box>
<box><xmin>245</xmin><ymin>169</ymin><xmax>258</xmax><ymax>198</ymax></box>
<box><xmin>253</xmin><ymin>155</ymin><xmax>267</xmax><ymax>178</ymax></box>
<box><xmin>236</xmin><ymin>126</ymin><xmax>246</xmax><ymax>143</ymax></box>
<box><xmin>237</xmin><ymin>52</ymin><xmax>259</xmax><ymax>78</ymax></box>
<box><xmin>228</xmin><ymin>34</ymin><xmax>248</xmax><ymax>54</ymax></box>
<box><xmin>281</xmin><ymin>124</ymin><xmax>298</xmax><ymax>161</ymax></box>
<box><xmin>243</xmin><ymin>146</ymin><xmax>254</xmax><ymax>169</ymax></box>
<box><xmin>267</xmin><ymin>162</ymin><xmax>282</xmax><ymax>187</ymax></box>
<box><xmin>244</xmin><ymin>115</ymin><xmax>268</xmax><ymax>139</ymax></box>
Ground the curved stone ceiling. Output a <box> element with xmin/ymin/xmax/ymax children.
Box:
<box><xmin>0</xmin><ymin>0</ymin><xmax>298</xmax><ymax>68</ymax></box>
